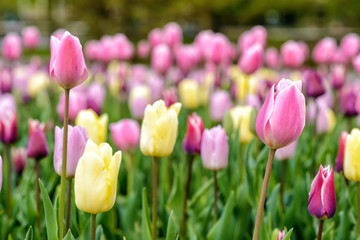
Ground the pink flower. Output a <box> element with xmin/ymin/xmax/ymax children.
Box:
<box><xmin>49</xmin><ymin>31</ymin><xmax>88</xmax><ymax>89</ymax></box>
<box><xmin>281</xmin><ymin>41</ymin><xmax>305</xmax><ymax>68</ymax></box>
<box><xmin>0</xmin><ymin>95</ymin><xmax>17</xmax><ymax>144</ymax></box>
<box><xmin>57</xmin><ymin>90</ymin><xmax>87</xmax><ymax>123</ymax></box>
<box><xmin>110</xmin><ymin>119</ymin><xmax>140</xmax><ymax>152</ymax></box>
<box><xmin>205</xmin><ymin>33</ymin><xmax>230</xmax><ymax>64</ymax></box>
<box><xmin>27</xmin><ymin>119</ymin><xmax>48</xmax><ymax>160</ymax></box>
<box><xmin>13</xmin><ymin>147</ymin><xmax>27</xmax><ymax>174</ymax></box>
<box><xmin>162</xmin><ymin>87</ymin><xmax>178</xmax><ymax>107</ymax></box>
<box><xmin>330</xmin><ymin>64</ymin><xmax>346</xmax><ymax>89</ymax></box>
<box><xmin>2</xmin><ymin>33</ymin><xmax>22</xmax><ymax>61</ymax></box>
<box><xmin>265</xmin><ymin>47</ymin><xmax>281</xmax><ymax>69</ymax></box>
<box><xmin>137</xmin><ymin>40</ymin><xmax>150</xmax><ymax>59</ymax></box>
<box><xmin>22</xmin><ymin>26</ymin><xmax>41</xmax><ymax>49</ymax></box>
<box><xmin>238</xmin><ymin>43</ymin><xmax>263</xmax><ymax>75</ymax></box>
<box><xmin>352</xmin><ymin>54</ymin><xmax>360</xmax><ymax>75</ymax></box>
<box><xmin>335</xmin><ymin>131</ymin><xmax>348</xmax><ymax>173</ymax></box>
<box><xmin>164</xmin><ymin>22</ymin><xmax>182</xmax><ymax>48</ymax></box>
<box><xmin>340</xmin><ymin>33</ymin><xmax>360</xmax><ymax>60</ymax></box>
<box><xmin>0</xmin><ymin>68</ymin><xmax>13</xmax><ymax>93</ymax></box>
<box><xmin>303</xmin><ymin>69</ymin><xmax>325</xmax><ymax>98</ymax></box>
<box><xmin>275</xmin><ymin>140</ymin><xmax>297</xmax><ymax>161</ymax></box>
<box><xmin>183</xmin><ymin>113</ymin><xmax>204</xmax><ymax>154</ymax></box>
<box><xmin>195</xmin><ymin>30</ymin><xmax>214</xmax><ymax>60</ymax></box>
<box><xmin>175</xmin><ymin>44</ymin><xmax>200</xmax><ymax>75</ymax></box>
<box><xmin>256</xmin><ymin>79</ymin><xmax>305</xmax><ymax>149</ymax></box>
<box><xmin>85</xmin><ymin>40</ymin><xmax>101</xmax><ymax>61</ymax></box>
<box><xmin>151</xmin><ymin>44</ymin><xmax>172</xmax><ymax>75</ymax></box>
<box><xmin>148</xmin><ymin>28</ymin><xmax>164</xmax><ymax>48</ymax></box>
<box><xmin>86</xmin><ymin>83</ymin><xmax>106</xmax><ymax>115</ymax></box>
<box><xmin>210</xmin><ymin>90</ymin><xmax>232</xmax><ymax>122</ymax></box>
<box><xmin>277</xmin><ymin>229</ymin><xmax>285</xmax><ymax>240</ymax></box>
<box><xmin>113</xmin><ymin>34</ymin><xmax>134</xmax><ymax>60</ymax></box>
<box><xmin>312</xmin><ymin>37</ymin><xmax>337</xmax><ymax>64</ymax></box>
<box><xmin>308</xmin><ymin>165</ymin><xmax>336</xmax><ymax>219</ymax></box>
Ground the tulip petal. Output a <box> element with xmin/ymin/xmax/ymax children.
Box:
<box><xmin>256</xmin><ymin>85</ymin><xmax>274</xmax><ymax>145</ymax></box>
<box><xmin>154</xmin><ymin>109</ymin><xmax>178</xmax><ymax>157</ymax></box>
<box><xmin>308</xmin><ymin>166</ymin><xmax>326</xmax><ymax>218</ymax></box>
<box><xmin>322</xmin><ymin>167</ymin><xmax>336</xmax><ymax>218</ymax></box>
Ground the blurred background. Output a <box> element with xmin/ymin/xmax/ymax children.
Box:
<box><xmin>1</xmin><ymin>0</ymin><xmax>360</xmax><ymax>44</ymax></box>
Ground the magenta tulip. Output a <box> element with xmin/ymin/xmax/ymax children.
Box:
<box><xmin>2</xmin><ymin>33</ymin><xmax>22</xmax><ymax>61</ymax></box>
<box><xmin>151</xmin><ymin>44</ymin><xmax>172</xmax><ymax>75</ymax></box>
<box><xmin>54</xmin><ymin>125</ymin><xmax>88</xmax><ymax>178</ymax></box>
<box><xmin>13</xmin><ymin>147</ymin><xmax>27</xmax><ymax>174</ymax></box>
<box><xmin>0</xmin><ymin>104</ymin><xmax>18</xmax><ymax>145</ymax></box>
<box><xmin>0</xmin><ymin>68</ymin><xmax>13</xmax><ymax>93</ymax></box>
<box><xmin>335</xmin><ymin>131</ymin><xmax>348</xmax><ymax>173</ymax></box>
<box><xmin>110</xmin><ymin>119</ymin><xmax>140</xmax><ymax>152</ymax></box>
<box><xmin>22</xmin><ymin>26</ymin><xmax>41</xmax><ymax>49</ymax></box>
<box><xmin>27</xmin><ymin>119</ymin><xmax>48</xmax><ymax>160</ymax></box>
<box><xmin>256</xmin><ymin>79</ymin><xmax>305</xmax><ymax>149</ymax></box>
<box><xmin>163</xmin><ymin>87</ymin><xmax>178</xmax><ymax>107</ymax></box>
<box><xmin>303</xmin><ymin>70</ymin><xmax>325</xmax><ymax>98</ymax></box>
<box><xmin>281</xmin><ymin>41</ymin><xmax>305</xmax><ymax>68</ymax></box>
<box><xmin>308</xmin><ymin>165</ymin><xmax>336</xmax><ymax>219</ymax></box>
<box><xmin>238</xmin><ymin>43</ymin><xmax>263</xmax><ymax>75</ymax></box>
<box><xmin>49</xmin><ymin>31</ymin><xmax>88</xmax><ymax>89</ymax></box>
<box><xmin>183</xmin><ymin>113</ymin><xmax>204</xmax><ymax>155</ymax></box>
<box><xmin>312</xmin><ymin>37</ymin><xmax>337</xmax><ymax>64</ymax></box>
<box><xmin>201</xmin><ymin>126</ymin><xmax>229</xmax><ymax>171</ymax></box>
<box><xmin>340</xmin><ymin>85</ymin><xmax>357</xmax><ymax>116</ymax></box>
<box><xmin>210</xmin><ymin>90</ymin><xmax>232</xmax><ymax>122</ymax></box>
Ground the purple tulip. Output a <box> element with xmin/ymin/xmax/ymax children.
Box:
<box><xmin>340</xmin><ymin>85</ymin><xmax>358</xmax><ymax>116</ymax></box>
<box><xmin>27</xmin><ymin>119</ymin><xmax>48</xmax><ymax>160</ymax></box>
<box><xmin>22</xmin><ymin>26</ymin><xmax>41</xmax><ymax>49</ymax></box>
<box><xmin>50</xmin><ymin>31</ymin><xmax>88</xmax><ymax>89</ymax></box>
<box><xmin>308</xmin><ymin>165</ymin><xmax>336</xmax><ymax>219</ymax></box>
<box><xmin>151</xmin><ymin>44</ymin><xmax>172</xmax><ymax>75</ymax></box>
<box><xmin>238</xmin><ymin>43</ymin><xmax>263</xmax><ymax>75</ymax></box>
<box><xmin>256</xmin><ymin>79</ymin><xmax>306</xmax><ymax>149</ymax></box>
<box><xmin>13</xmin><ymin>147</ymin><xmax>27</xmax><ymax>174</ymax></box>
<box><xmin>201</xmin><ymin>126</ymin><xmax>229</xmax><ymax>171</ymax></box>
<box><xmin>303</xmin><ymin>70</ymin><xmax>325</xmax><ymax>98</ymax></box>
<box><xmin>110</xmin><ymin>119</ymin><xmax>140</xmax><ymax>152</ymax></box>
<box><xmin>2</xmin><ymin>32</ymin><xmax>22</xmax><ymax>61</ymax></box>
<box><xmin>335</xmin><ymin>131</ymin><xmax>348</xmax><ymax>173</ymax></box>
<box><xmin>54</xmin><ymin>125</ymin><xmax>88</xmax><ymax>178</ymax></box>
<box><xmin>210</xmin><ymin>90</ymin><xmax>232</xmax><ymax>122</ymax></box>
<box><xmin>183</xmin><ymin>113</ymin><xmax>204</xmax><ymax>155</ymax></box>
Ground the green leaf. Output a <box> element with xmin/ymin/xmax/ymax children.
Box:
<box><xmin>282</xmin><ymin>228</ymin><xmax>293</xmax><ymax>240</ymax></box>
<box><xmin>166</xmin><ymin>211</ymin><xmax>177</xmax><ymax>240</ymax></box>
<box><xmin>96</xmin><ymin>225</ymin><xmax>104</xmax><ymax>240</ymax></box>
<box><xmin>25</xmin><ymin>226</ymin><xmax>33</xmax><ymax>240</ymax></box>
<box><xmin>39</xmin><ymin>179</ymin><xmax>58</xmax><ymax>240</ymax></box>
<box><xmin>142</xmin><ymin>188</ymin><xmax>152</xmax><ymax>240</ymax></box>
<box><xmin>207</xmin><ymin>191</ymin><xmax>235</xmax><ymax>240</ymax></box>
<box><xmin>63</xmin><ymin>230</ymin><xmax>76</xmax><ymax>240</ymax></box>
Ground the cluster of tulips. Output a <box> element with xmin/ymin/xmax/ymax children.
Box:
<box><xmin>1</xmin><ymin>22</ymin><xmax>360</xmax><ymax>239</ymax></box>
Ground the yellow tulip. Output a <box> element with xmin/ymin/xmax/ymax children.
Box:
<box><xmin>344</xmin><ymin>129</ymin><xmax>360</xmax><ymax>181</ymax></box>
<box><xmin>74</xmin><ymin>139</ymin><xmax>121</xmax><ymax>214</ymax></box>
<box><xmin>229</xmin><ymin>105</ymin><xmax>254</xmax><ymax>144</ymax></box>
<box><xmin>199</xmin><ymin>73</ymin><xmax>214</xmax><ymax>106</ymax></box>
<box><xmin>75</xmin><ymin>109</ymin><xmax>108</xmax><ymax>144</ymax></box>
<box><xmin>28</xmin><ymin>72</ymin><xmax>50</xmax><ymax>97</ymax></box>
<box><xmin>178</xmin><ymin>79</ymin><xmax>199</xmax><ymax>109</ymax></box>
<box><xmin>140</xmin><ymin>100</ymin><xmax>181</xmax><ymax>157</ymax></box>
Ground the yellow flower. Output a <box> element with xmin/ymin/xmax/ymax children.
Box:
<box><xmin>344</xmin><ymin>129</ymin><xmax>360</xmax><ymax>181</ymax></box>
<box><xmin>75</xmin><ymin>109</ymin><xmax>108</xmax><ymax>144</ymax></box>
<box><xmin>229</xmin><ymin>105</ymin><xmax>254</xmax><ymax>144</ymax></box>
<box><xmin>140</xmin><ymin>100</ymin><xmax>181</xmax><ymax>157</ymax></box>
<box><xmin>28</xmin><ymin>72</ymin><xmax>50</xmax><ymax>97</ymax></box>
<box><xmin>199</xmin><ymin>73</ymin><xmax>214</xmax><ymax>106</ymax></box>
<box><xmin>74</xmin><ymin>139</ymin><xmax>121</xmax><ymax>214</ymax></box>
<box><xmin>178</xmin><ymin>79</ymin><xmax>199</xmax><ymax>109</ymax></box>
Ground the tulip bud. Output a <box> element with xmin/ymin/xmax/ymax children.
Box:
<box><xmin>271</xmin><ymin>229</ymin><xmax>286</xmax><ymax>240</ymax></box>
<box><xmin>178</xmin><ymin>79</ymin><xmax>200</xmax><ymax>109</ymax></box>
<box><xmin>57</xmin><ymin>90</ymin><xmax>87</xmax><ymax>123</ymax></box>
<box><xmin>238</xmin><ymin>44</ymin><xmax>263</xmax><ymax>75</ymax></box>
<box><xmin>86</xmin><ymin>83</ymin><xmax>106</xmax><ymax>115</ymax></box>
<box><xmin>330</xmin><ymin>64</ymin><xmax>346</xmax><ymax>90</ymax></box>
<box><xmin>129</xmin><ymin>85</ymin><xmax>151</xmax><ymax>119</ymax></box>
<box><xmin>312</xmin><ymin>37</ymin><xmax>337</xmax><ymax>64</ymax></box>
<box><xmin>2</xmin><ymin>33</ymin><xmax>22</xmax><ymax>61</ymax></box>
<box><xmin>12</xmin><ymin>147</ymin><xmax>27</xmax><ymax>174</ymax></box>
<box><xmin>75</xmin><ymin>139</ymin><xmax>121</xmax><ymax>214</ymax></box>
<box><xmin>210</xmin><ymin>90</ymin><xmax>232</xmax><ymax>122</ymax></box>
<box><xmin>75</xmin><ymin>109</ymin><xmax>108</xmax><ymax>144</ymax></box>
<box><xmin>308</xmin><ymin>165</ymin><xmax>336</xmax><ymax>219</ymax></box>
<box><xmin>275</xmin><ymin>140</ymin><xmax>297</xmax><ymax>161</ymax></box>
<box><xmin>151</xmin><ymin>44</ymin><xmax>172</xmax><ymax>75</ymax></box>
<box><xmin>22</xmin><ymin>26</ymin><xmax>41</xmax><ymax>49</ymax></box>
<box><xmin>54</xmin><ymin>125</ymin><xmax>88</xmax><ymax>178</ymax></box>
<box><xmin>110</xmin><ymin>119</ymin><xmax>140</xmax><ymax>152</ymax></box>
<box><xmin>49</xmin><ymin>31</ymin><xmax>88</xmax><ymax>89</ymax></box>
<box><xmin>303</xmin><ymin>70</ymin><xmax>326</xmax><ymax>98</ymax></box>
<box><xmin>256</xmin><ymin>79</ymin><xmax>306</xmax><ymax>149</ymax></box>
<box><xmin>335</xmin><ymin>131</ymin><xmax>348</xmax><ymax>173</ymax></box>
<box><xmin>27</xmin><ymin>119</ymin><xmax>48</xmax><ymax>160</ymax></box>
<box><xmin>183</xmin><ymin>113</ymin><xmax>204</xmax><ymax>155</ymax></box>
<box><xmin>201</xmin><ymin>126</ymin><xmax>229</xmax><ymax>171</ymax></box>
<box><xmin>140</xmin><ymin>100</ymin><xmax>181</xmax><ymax>157</ymax></box>
<box><xmin>229</xmin><ymin>105</ymin><xmax>254</xmax><ymax>144</ymax></box>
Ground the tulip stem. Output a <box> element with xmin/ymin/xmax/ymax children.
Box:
<box><xmin>5</xmin><ymin>144</ymin><xmax>12</xmax><ymax>217</ymax></box>
<box><xmin>59</xmin><ymin>88</ymin><xmax>70</xmax><ymax>239</ymax></box>
<box><xmin>35</xmin><ymin>160</ymin><xmax>41</xmax><ymax>233</ymax></box>
<box><xmin>214</xmin><ymin>170</ymin><xmax>218</xmax><ymax>222</ymax></box>
<box><xmin>252</xmin><ymin>148</ymin><xmax>276</xmax><ymax>240</ymax></box>
<box><xmin>152</xmin><ymin>157</ymin><xmax>160</xmax><ymax>240</ymax></box>
<box><xmin>66</xmin><ymin>178</ymin><xmax>72</xmax><ymax>232</ymax></box>
<box><xmin>91</xmin><ymin>214</ymin><xmax>96</xmax><ymax>240</ymax></box>
<box><xmin>181</xmin><ymin>154</ymin><xmax>194</xmax><ymax>238</ymax></box>
<box><xmin>357</xmin><ymin>182</ymin><xmax>360</xmax><ymax>235</ymax></box>
<box><xmin>317</xmin><ymin>220</ymin><xmax>324</xmax><ymax>240</ymax></box>
<box><xmin>126</xmin><ymin>152</ymin><xmax>134</xmax><ymax>195</ymax></box>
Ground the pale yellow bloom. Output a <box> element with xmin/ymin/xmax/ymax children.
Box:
<box><xmin>75</xmin><ymin>139</ymin><xmax>121</xmax><ymax>214</ymax></box>
<box><xmin>129</xmin><ymin>85</ymin><xmax>151</xmax><ymax>103</ymax></box>
<box><xmin>140</xmin><ymin>100</ymin><xmax>181</xmax><ymax>157</ymax></box>
<box><xmin>229</xmin><ymin>105</ymin><xmax>254</xmax><ymax>144</ymax></box>
<box><xmin>326</xmin><ymin>109</ymin><xmax>336</xmax><ymax>133</ymax></box>
<box><xmin>75</xmin><ymin>109</ymin><xmax>108</xmax><ymax>144</ymax></box>
<box><xmin>199</xmin><ymin>73</ymin><xmax>214</xmax><ymax>106</ymax></box>
<box><xmin>178</xmin><ymin>79</ymin><xmax>199</xmax><ymax>109</ymax></box>
<box><xmin>28</xmin><ymin>72</ymin><xmax>50</xmax><ymax>97</ymax></box>
<box><xmin>344</xmin><ymin>128</ymin><xmax>360</xmax><ymax>181</ymax></box>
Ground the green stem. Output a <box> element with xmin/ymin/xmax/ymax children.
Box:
<box><xmin>5</xmin><ymin>144</ymin><xmax>12</xmax><ymax>217</ymax></box>
<box><xmin>126</xmin><ymin>152</ymin><xmax>134</xmax><ymax>195</ymax></box>
<box><xmin>214</xmin><ymin>170</ymin><xmax>218</xmax><ymax>222</ymax></box>
<box><xmin>252</xmin><ymin>148</ymin><xmax>276</xmax><ymax>240</ymax></box>
<box><xmin>35</xmin><ymin>160</ymin><xmax>41</xmax><ymax>233</ymax></box>
<box><xmin>59</xmin><ymin>88</ymin><xmax>70</xmax><ymax>239</ymax></box>
<box><xmin>66</xmin><ymin>178</ymin><xmax>72</xmax><ymax>232</ymax></box>
<box><xmin>181</xmin><ymin>154</ymin><xmax>194</xmax><ymax>238</ymax></box>
<box><xmin>91</xmin><ymin>214</ymin><xmax>97</xmax><ymax>240</ymax></box>
<box><xmin>317</xmin><ymin>220</ymin><xmax>324</xmax><ymax>240</ymax></box>
<box><xmin>152</xmin><ymin>157</ymin><xmax>160</xmax><ymax>240</ymax></box>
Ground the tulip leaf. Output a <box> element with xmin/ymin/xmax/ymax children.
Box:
<box><xmin>282</xmin><ymin>228</ymin><xmax>293</xmax><ymax>240</ymax></box>
<box><xmin>166</xmin><ymin>211</ymin><xmax>177</xmax><ymax>240</ymax></box>
<box><xmin>24</xmin><ymin>226</ymin><xmax>33</xmax><ymax>240</ymax></box>
<box><xmin>266</xmin><ymin>183</ymin><xmax>281</xmax><ymax>224</ymax></box>
<box><xmin>142</xmin><ymin>188</ymin><xmax>152</xmax><ymax>240</ymax></box>
<box><xmin>96</xmin><ymin>225</ymin><xmax>104</xmax><ymax>240</ymax></box>
<box><xmin>207</xmin><ymin>191</ymin><xmax>235</xmax><ymax>240</ymax></box>
<box><xmin>39</xmin><ymin>179</ymin><xmax>58</xmax><ymax>240</ymax></box>
<box><xmin>63</xmin><ymin>230</ymin><xmax>76</xmax><ymax>240</ymax></box>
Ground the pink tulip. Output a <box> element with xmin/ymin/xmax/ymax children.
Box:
<box><xmin>238</xmin><ymin>43</ymin><xmax>263</xmax><ymax>75</ymax></box>
<box><xmin>265</xmin><ymin>47</ymin><xmax>281</xmax><ymax>69</ymax></box>
<box><xmin>54</xmin><ymin>125</ymin><xmax>88</xmax><ymax>177</ymax></box>
<box><xmin>162</xmin><ymin>87</ymin><xmax>178</xmax><ymax>107</ymax></box>
<box><xmin>256</xmin><ymin>79</ymin><xmax>305</xmax><ymax>149</ymax></box>
<box><xmin>251</xmin><ymin>25</ymin><xmax>267</xmax><ymax>48</ymax></box>
<box><xmin>110</xmin><ymin>119</ymin><xmax>140</xmax><ymax>152</ymax></box>
<box><xmin>205</xmin><ymin>33</ymin><xmax>230</xmax><ymax>64</ymax></box>
<box><xmin>277</xmin><ymin>230</ymin><xmax>285</xmax><ymax>240</ymax></box>
<box><xmin>22</xmin><ymin>26</ymin><xmax>41</xmax><ymax>49</ymax></box>
<box><xmin>175</xmin><ymin>45</ymin><xmax>200</xmax><ymax>75</ymax></box>
<box><xmin>330</xmin><ymin>64</ymin><xmax>346</xmax><ymax>89</ymax></box>
<box><xmin>148</xmin><ymin>28</ymin><xmax>164</xmax><ymax>48</ymax></box>
<box><xmin>331</xmin><ymin>48</ymin><xmax>347</xmax><ymax>65</ymax></box>
<box><xmin>340</xmin><ymin>33</ymin><xmax>360</xmax><ymax>60</ymax></box>
<box><xmin>0</xmin><ymin>95</ymin><xmax>17</xmax><ymax>144</ymax></box>
<box><xmin>0</xmin><ymin>68</ymin><xmax>13</xmax><ymax>93</ymax></box>
<box><xmin>49</xmin><ymin>31</ymin><xmax>88</xmax><ymax>89</ymax></box>
<box><xmin>183</xmin><ymin>113</ymin><xmax>204</xmax><ymax>155</ymax></box>
<box><xmin>281</xmin><ymin>41</ymin><xmax>305</xmax><ymax>68</ymax></box>
<box><xmin>52</xmin><ymin>29</ymin><xmax>66</xmax><ymax>40</ymax></box>
<box><xmin>340</xmin><ymin>85</ymin><xmax>358</xmax><ymax>116</ymax></box>
<box><xmin>195</xmin><ymin>30</ymin><xmax>213</xmax><ymax>60</ymax></box>
<box><xmin>335</xmin><ymin>131</ymin><xmax>348</xmax><ymax>173</ymax></box>
<box><xmin>113</xmin><ymin>34</ymin><xmax>134</xmax><ymax>60</ymax></box>
<box><xmin>315</xmin><ymin>101</ymin><xmax>335</xmax><ymax>135</ymax></box>
<box><xmin>86</xmin><ymin>83</ymin><xmax>106</xmax><ymax>115</ymax></box>
<box><xmin>57</xmin><ymin>90</ymin><xmax>87</xmax><ymax>123</ymax></box>
<box><xmin>352</xmin><ymin>54</ymin><xmax>360</xmax><ymax>74</ymax></box>
<box><xmin>97</xmin><ymin>35</ymin><xmax>116</xmax><ymax>62</ymax></box>
<box><xmin>164</xmin><ymin>22</ymin><xmax>182</xmax><ymax>48</ymax></box>
<box><xmin>85</xmin><ymin>40</ymin><xmax>101</xmax><ymax>61</ymax></box>
<box><xmin>13</xmin><ymin>147</ymin><xmax>27</xmax><ymax>174</ymax></box>
<box><xmin>238</xmin><ymin>30</ymin><xmax>254</xmax><ymax>53</ymax></box>
<box><xmin>201</xmin><ymin>126</ymin><xmax>229</xmax><ymax>171</ymax></box>
<box><xmin>151</xmin><ymin>44</ymin><xmax>172</xmax><ymax>75</ymax></box>
<box><xmin>303</xmin><ymin>69</ymin><xmax>325</xmax><ymax>98</ymax></box>
<box><xmin>137</xmin><ymin>40</ymin><xmax>151</xmax><ymax>59</ymax></box>
<box><xmin>2</xmin><ymin>33</ymin><xmax>22</xmax><ymax>61</ymax></box>
<box><xmin>210</xmin><ymin>90</ymin><xmax>232</xmax><ymax>122</ymax></box>
<box><xmin>312</xmin><ymin>37</ymin><xmax>337</xmax><ymax>64</ymax></box>
<box><xmin>275</xmin><ymin>140</ymin><xmax>297</xmax><ymax>161</ymax></box>
<box><xmin>308</xmin><ymin>165</ymin><xmax>336</xmax><ymax>219</ymax></box>
<box><xmin>27</xmin><ymin>119</ymin><xmax>48</xmax><ymax>160</ymax></box>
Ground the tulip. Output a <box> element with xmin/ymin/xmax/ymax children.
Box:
<box><xmin>54</xmin><ymin>125</ymin><xmax>88</xmax><ymax>178</ymax></box>
<box><xmin>304</xmin><ymin>70</ymin><xmax>325</xmax><ymax>98</ymax></box>
<box><xmin>137</xmin><ymin>40</ymin><xmax>150</xmax><ymax>59</ymax></box>
<box><xmin>183</xmin><ymin>113</ymin><xmax>204</xmax><ymax>155</ymax></box>
<box><xmin>57</xmin><ymin>90</ymin><xmax>87</xmax><ymax>123</ymax></box>
<box><xmin>210</xmin><ymin>90</ymin><xmax>232</xmax><ymax>122</ymax></box>
<box><xmin>75</xmin><ymin>109</ymin><xmax>108</xmax><ymax>144</ymax></box>
<box><xmin>163</xmin><ymin>87</ymin><xmax>178</xmax><ymax>107</ymax></box>
<box><xmin>335</xmin><ymin>131</ymin><xmax>348</xmax><ymax>173</ymax></box>
<box><xmin>229</xmin><ymin>105</ymin><xmax>254</xmax><ymax>144</ymax></box>
<box><xmin>312</xmin><ymin>37</ymin><xmax>337</xmax><ymax>64</ymax></box>
<box><xmin>178</xmin><ymin>79</ymin><xmax>200</xmax><ymax>109</ymax></box>
<box><xmin>129</xmin><ymin>85</ymin><xmax>151</xmax><ymax>119</ymax></box>
<box><xmin>2</xmin><ymin>33</ymin><xmax>22</xmax><ymax>61</ymax></box>
<box><xmin>330</xmin><ymin>64</ymin><xmax>346</xmax><ymax>90</ymax></box>
<box><xmin>22</xmin><ymin>26</ymin><xmax>41</xmax><ymax>49</ymax></box>
<box><xmin>113</xmin><ymin>34</ymin><xmax>134</xmax><ymax>60</ymax></box>
<box><xmin>205</xmin><ymin>33</ymin><xmax>230</xmax><ymax>65</ymax></box>
<box><xmin>271</xmin><ymin>229</ymin><xmax>286</xmax><ymax>240</ymax></box>
<box><xmin>0</xmin><ymin>105</ymin><xmax>18</xmax><ymax>145</ymax></box>
<box><xmin>49</xmin><ymin>31</ymin><xmax>88</xmax><ymax>89</ymax></box>
<box><xmin>148</xmin><ymin>28</ymin><xmax>164</xmax><ymax>48</ymax></box>
<box><xmin>265</xmin><ymin>47</ymin><xmax>281</xmax><ymax>69</ymax></box>
<box><xmin>27</xmin><ymin>119</ymin><xmax>48</xmax><ymax>160</ymax></box>
<box><xmin>12</xmin><ymin>147</ymin><xmax>27</xmax><ymax>174</ymax></box>
<box><xmin>110</xmin><ymin>119</ymin><xmax>140</xmax><ymax>152</ymax></box>
<box><xmin>344</xmin><ymin>128</ymin><xmax>360</xmax><ymax>181</ymax></box>
<box><xmin>151</xmin><ymin>44</ymin><xmax>172</xmax><ymax>75</ymax></box>
<box><xmin>0</xmin><ymin>68</ymin><xmax>13</xmax><ymax>93</ymax></box>
<box><xmin>275</xmin><ymin>140</ymin><xmax>297</xmax><ymax>161</ymax></box>
<box><xmin>315</xmin><ymin>102</ymin><xmax>336</xmax><ymax>135</ymax></box>
<box><xmin>85</xmin><ymin>40</ymin><xmax>101</xmax><ymax>61</ymax></box>
<box><xmin>164</xmin><ymin>22</ymin><xmax>182</xmax><ymax>48</ymax></box>
<box><xmin>86</xmin><ymin>83</ymin><xmax>106</xmax><ymax>115</ymax></box>
<box><xmin>28</xmin><ymin>72</ymin><xmax>50</xmax><ymax>97</ymax></box>
<box><xmin>175</xmin><ymin>44</ymin><xmax>200</xmax><ymax>75</ymax></box>
<box><xmin>256</xmin><ymin>79</ymin><xmax>306</xmax><ymax>149</ymax></box>
<box><xmin>75</xmin><ymin>139</ymin><xmax>121</xmax><ymax>214</ymax></box>
<box><xmin>340</xmin><ymin>33</ymin><xmax>360</xmax><ymax>60</ymax></box>
<box><xmin>332</xmin><ymin>48</ymin><xmax>347</xmax><ymax>64</ymax></box>
<box><xmin>148</xmin><ymin>73</ymin><xmax>164</xmax><ymax>101</ymax></box>
<box><xmin>195</xmin><ymin>30</ymin><xmax>214</xmax><ymax>60</ymax></box>
<box><xmin>238</xmin><ymin>44</ymin><xmax>263</xmax><ymax>75</ymax></box>
<box><xmin>281</xmin><ymin>41</ymin><xmax>305</xmax><ymax>68</ymax></box>
<box><xmin>353</xmin><ymin>54</ymin><xmax>360</xmax><ymax>75</ymax></box>
<box><xmin>340</xmin><ymin>85</ymin><xmax>357</xmax><ymax>117</ymax></box>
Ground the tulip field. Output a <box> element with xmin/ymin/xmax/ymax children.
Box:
<box><xmin>1</xmin><ymin>23</ymin><xmax>360</xmax><ymax>240</ymax></box>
